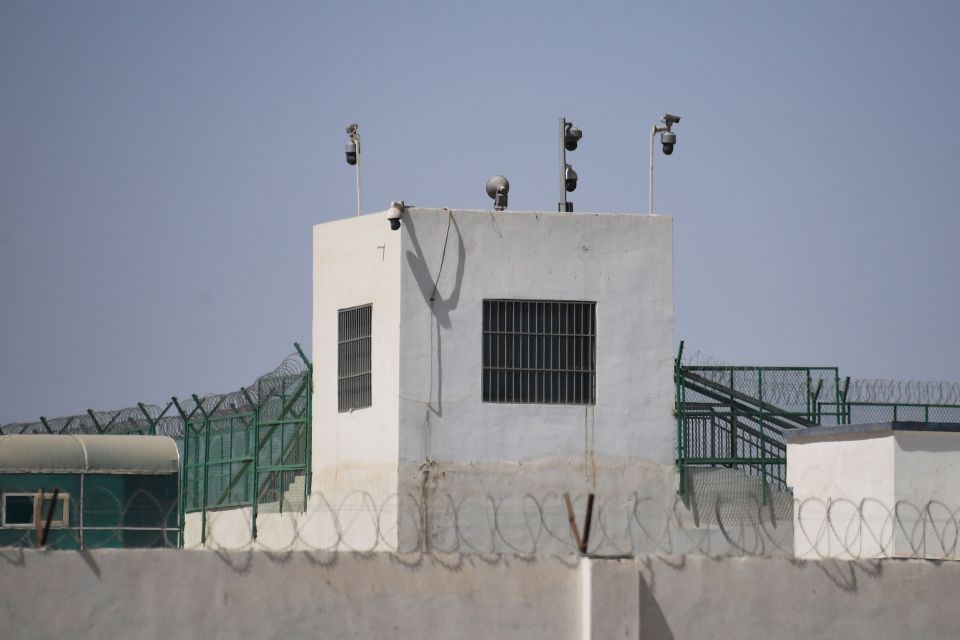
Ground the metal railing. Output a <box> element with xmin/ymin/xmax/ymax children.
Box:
<box><xmin>817</xmin><ymin>401</ymin><xmax>960</xmax><ymax>425</ymax></box>
<box><xmin>675</xmin><ymin>347</ymin><xmax>840</xmax><ymax>499</ymax></box>
<box><xmin>675</xmin><ymin>341</ymin><xmax>960</xmax><ymax>499</ymax></box>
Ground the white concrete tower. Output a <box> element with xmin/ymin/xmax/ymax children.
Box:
<box><xmin>311</xmin><ymin>207</ymin><xmax>675</xmax><ymax>548</ymax></box>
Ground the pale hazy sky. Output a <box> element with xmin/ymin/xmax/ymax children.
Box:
<box><xmin>2</xmin><ymin>1</ymin><xmax>959</xmax><ymax>423</ymax></box>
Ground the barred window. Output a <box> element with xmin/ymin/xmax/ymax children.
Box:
<box><xmin>482</xmin><ymin>300</ymin><xmax>596</xmax><ymax>404</ymax></box>
<box><xmin>338</xmin><ymin>304</ymin><xmax>372</xmax><ymax>412</ymax></box>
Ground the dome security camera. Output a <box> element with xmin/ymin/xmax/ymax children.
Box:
<box><xmin>564</xmin><ymin>123</ymin><xmax>583</xmax><ymax>151</ymax></box>
<box><xmin>387</xmin><ymin>201</ymin><xmax>405</xmax><ymax>230</ymax></box>
<box><xmin>661</xmin><ymin>130</ymin><xmax>676</xmax><ymax>155</ymax></box>
<box><xmin>345</xmin><ymin>123</ymin><xmax>359</xmax><ymax>165</ymax></box>
<box><xmin>564</xmin><ymin>164</ymin><xmax>578</xmax><ymax>192</ymax></box>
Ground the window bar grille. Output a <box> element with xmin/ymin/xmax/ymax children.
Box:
<box><xmin>338</xmin><ymin>304</ymin><xmax>372</xmax><ymax>412</ymax></box>
<box><xmin>482</xmin><ymin>299</ymin><xmax>596</xmax><ymax>405</ymax></box>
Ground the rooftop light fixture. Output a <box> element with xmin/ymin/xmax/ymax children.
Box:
<box><xmin>486</xmin><ymin>176</ymin><xmax>510</xmax><ymax>211</ymax></box>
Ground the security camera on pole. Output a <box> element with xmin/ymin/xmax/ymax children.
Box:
<box><xmin>558</xmin><ymin>117</ymin><xmax>582</xmax><ymax>212</ymax></box>
<box><xmin>345</xmin><ymin>123</ymin><xmax>361</xmax><ymax>217</ymax></box>
<box><xmin>648</xmin><ymin>113</ymin><xmax>681</xmax><ymax>214</ymax></box>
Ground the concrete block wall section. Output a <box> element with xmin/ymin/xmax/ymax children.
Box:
<box><xmin>635</xmin><ymin>555</ymin><xmax>960</xmax><ymax>639</ymax></box>
<box><xmin>0</xmin><ymin>549</ymin><xmax>580</xmax><ymax>640</ymax></box>
<box><xmin>787</xmin><ymin>425</ymin><xmax>960</xmax><ymax>559</ymax></box>
<box><xmin>3</xmin><ymin>549</ymin><xmax>960</xmax><ymax>639</ymax></box>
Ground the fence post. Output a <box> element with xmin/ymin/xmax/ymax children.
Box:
<box><xmin>190</xmin><ymin>395</ymin><xmax>213</xmax><ymax>546</ymax></box>
<box><xmin>180</xmin><ymin>423</ymin><xmax>187</xmax><ymax>547</ymax></box>
<box><xmin>758</xmin><ymin>369</ymin><xmax>768</xmax><ymax>505</ymax></box>
<box><xmin>674</xmin><ymin>341</ymin><xmax>686</xmax><ymax>497</ymax></box>
<box><xmin>251</xmin><ymin>405</ymin><xmax>259</xmax><ymax>541</ymax></box>
<box><xmin>171</xmin><ymin>396</ymin><xmax>195</xmax><ymax>549</ymax></box>
<box><xmin>241</xmin><ymin>388</ymin><xmax>258</xmax><ymax>506</ymax></box>
<box><xmin>842</xmin><ymin>377</ymin><xmax>851</xmax><ymax>424</ymax></box>
<box><xmin>138</xmin><ymin>402</ymin><xmax>172</xmax><ymax>436</ymax></box>
<box><xmin>730</xmin><ymin>367</ymin><xmax>738</xmax><ymax>463</ymax></box>
<box><xmin>834</xmin><ymin>371</ymin><xmax>842</xmax><ymax>425</ymax></box>
<box><xmin>811</xmin><ymin>379</ymin><xmax>823</xmax><ymax>425</ymax></box>
<box><xmin>86</xmin><ymin>410</ymin><xmax>105</xmax><ymax>434</ymax></box>
<box><xmin>294</xmin><ymin>342</ymin><xmax>313</xmax><ymax>509</ymax></box>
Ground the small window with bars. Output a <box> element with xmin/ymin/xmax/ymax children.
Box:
<box><xmin>338</xmin><ymin>304</ymin><xmax>372</xmax><ymax>412</ymax></box>
<box><xmin>482</xmin><ymin>300</ymin><xmax>596</xmax><ymax>405</ymax></box>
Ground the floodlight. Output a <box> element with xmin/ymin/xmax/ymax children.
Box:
<box><xmin>486</xmin><ymin>176</ymin><xmax>510</xmax><ymax>211</ymax></box>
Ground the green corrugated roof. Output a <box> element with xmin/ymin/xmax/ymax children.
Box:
<box><xmin>0</xmin><ymin>435</ymin><xmax>179</xmax><ymax>474</ymax></box>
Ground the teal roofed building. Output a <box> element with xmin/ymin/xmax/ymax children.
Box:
<box><xmin>0</xmin><ymin>435</ymin><xmax>179</xmax><ymax>549</ymax></box>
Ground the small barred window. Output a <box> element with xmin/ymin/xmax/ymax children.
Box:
<box><xmin>338</xmin><ymin>304</ymin><xmax>372</xmax><ymax>412</ymax></box>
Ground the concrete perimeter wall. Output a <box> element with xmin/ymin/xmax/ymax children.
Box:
<box><xmin>3</xmin><ymin>549</ymin><xmax>959</xmax><ymax>639</ymax></box>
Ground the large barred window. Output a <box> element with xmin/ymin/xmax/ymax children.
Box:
<box><xmin>482</xmin><ymin>300</ymin><xmax>596</xmax><ymax>405</ymax></box>
<box><xmin>338</xmin><ymin>304</ymin><xmax>372</xmax><ymax>412</ymax></box>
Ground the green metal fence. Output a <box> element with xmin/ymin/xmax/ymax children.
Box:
<box><xmin>176</xmin><ymin>344</ymin><xmax>312</xmax><ymax>545</ymax></box>
<box><xmin>815</xmin><ymin>401</ymin><xmax>960</xmax><ymax>424</ymax></box>
<box><xmin>1</xmin><ymin>344</ymin><xmax>312</xmax><ymax>547</ymax></box>
<box><xmin>674</xmin><ymin>342</ymin><xmax>842</xmax><ymax>498</ymax></box>
<box><xmin>675</xmin><ymin>341</ymin><xmax>960</xmax><ymax>499</ymax></box>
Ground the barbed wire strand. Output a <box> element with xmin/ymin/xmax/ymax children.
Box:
<box><xmin>7</xmin><ymin>487</ymin><xmax>960</xmax><ymax>562</ymax></box>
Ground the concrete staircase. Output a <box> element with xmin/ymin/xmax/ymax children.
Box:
<box><xmin>687</xmin><ymin>467</ymin><xmax>792</xmax><ymax>528</ymax></box>
<box><xmin>257</xmin><ymin>474</ymin><xmax>307</xmax><ymax>514</ymax></box>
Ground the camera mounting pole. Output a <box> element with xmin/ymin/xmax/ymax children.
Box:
<box><xmin>558</xmin><ymin>117</ymin><xmax>582</xmax><ymax>212</ymax></box>
<box><xmin>648</xmin><ymin>114</ymin><xmax>680</xmax><ymax>214</ymax></box>
<box><xmin>346</xmin><ymin>124</ymin><xmax>362</xmax><ymax>217</ymax></box>
<box><xmin>559</xmin><ymin>117</ymin><xmax>570</xmax><ymax>212</ymax></box>
<box><xmin>648</xmin><ymin>123</ymin><xmax>666</xmax><ymax>215</ymax></box>
<box><xmin>355</xmin><ymin>137</ymin><xmax>361</xmax><ymax>217</ymax></box>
